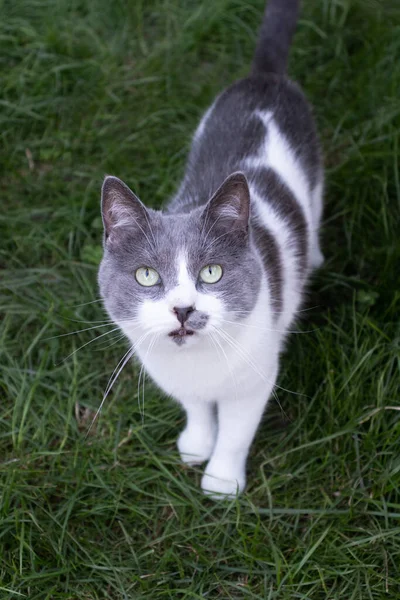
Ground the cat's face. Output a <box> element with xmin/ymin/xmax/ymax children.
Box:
<box><xmin>98</xmin><ymin>174</ymin><xmax>262</xmax><ymax>348</ymax></box>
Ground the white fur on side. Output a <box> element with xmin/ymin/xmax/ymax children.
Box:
<box><xmin>117</xmin><ymin>113</ymin><xmax>322</xmax><ymax>499</ymax></box>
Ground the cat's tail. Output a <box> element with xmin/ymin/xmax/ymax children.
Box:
<box><xmin>252</xmin><ymin>0</ymin><xmax>300</xmax><ymax>76</ymax></box>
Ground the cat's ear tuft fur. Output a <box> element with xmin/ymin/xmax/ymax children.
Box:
<box><xmin>203</xmin><ymin>172</ymin><xmax>250</xmax><ymax>233</ymax></box>
<box><xmin>101</xmin><ymin>176</ymin><xmax>149</xmax><ymax>242</ymax></box>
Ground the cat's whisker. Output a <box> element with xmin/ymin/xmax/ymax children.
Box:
<box><xmin>60</xmin><ymin>316</ymin><xmax>116</xmax><ymax>325</ymax></box>
<box><xmin>218</xmin><ymin>317</ymin><xmax>318</xmax><ymax>335</ymax></box>
<box><xmin>145</xmin><ymin>333</ymin><xmax>159</xmax><ymax>420</ymax></box>
<box><xmin>209</xmin><ymin>331</ymin><xmax>238</xmax><ymax>404</ymax></box>
<box><xmin>96</xmin><ymin>332</ymin><xmax>127</xmax><ymax>351</ymax></box>
<box><xmin>85</xmin><ymin>347</ymin><xmax>136</xmax><ymax>438</ymax></box>
<box><xmin>130</xmin><ymin>216</ymin><xmax>158</xmax><ymax>253</ymax></box>
<box><xmin>214</xmin><ymin>325</ymin><xmax>302</xmax><ymax>414</ymax></box>
<box><xmin>55</xmin><ymin>321</ymin><xmax>143</xmax><ymax>365</ymax></box>
<box><xmin>199</xmin><ymin>202</ymin><xmax>212</xmax><ymax>241</ymax></box>
<box><xmin>55</xmin><ymin>326</ymin><xmax>122</xmax><ymax>366</ymax></box>
<box><xmin>103</xmin><ymin>345</ymin><xmax>135</xmax><ymax>400</ymax></box>
<box><xmin>103</xmin><ymin>330</ymin><xmax>152</xmax><ymax>399</ymax></box>
<box><xmin>70</xmin><ymin>298</ymin><xmax>105</xmax><ymax>308</ymax></box>
<box><xmin>202</xmin><ymin>229</ymin><xmax>235</xmax><ymax>253</ymax></box>
<box><xmin>45</xmin><ymin>323</ymin><xmax>122</xmax><ymax>341</ymax></box>
<box><xmin>213</xmin><ymin>325</ymin><xmax>288</xmax><ymax>419</ymax></box>
<box><xmin>45</xmin><ymin>317</ymin><xmax>142</xmax><ymax>341</ymax></box>
<box><xmin>201</xmin><ymin>211</ymin><xmax>229</xmax><ymax>248</ymax></box>
<box><xmin>86</xmin><ymin>331</ymin><xmax>151</xmax><ymax>437</ymax></box>
<box><xmin>137</xmin><ymin>333</ymin><xmax>159</xmax><ymax>423</ymax></box>
<box><xmin>231</xmin><ymin>306</ymin><xmax>320</xmax><ymax>316</ymax></box>
<box><xmin>143</xmin><ymin>211</ymin><xmax>157</xmax><ymax>248</ymax></box>
<box><xmin>137</xmin><ymin>364</ymin><xmax>145</xmax><ymax>422</ymax></box>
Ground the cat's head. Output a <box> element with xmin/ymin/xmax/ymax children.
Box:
<box><xmin>98</xmin><ymin>173</ymin><xmax>262</xmax><ymax>348</ymax></box>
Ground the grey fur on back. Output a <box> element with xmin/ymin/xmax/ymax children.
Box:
<box><xmin>168</xmin><ymin>75</ymin><xmax>320</xmax><ymax>216</ymax></box>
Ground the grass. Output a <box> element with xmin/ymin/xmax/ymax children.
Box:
<box><xmin>1</xmin><ymin>0</ymin><xmax>400</xmax><ymax>597</ymax></box>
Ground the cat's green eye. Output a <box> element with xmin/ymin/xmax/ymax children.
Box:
<box><xmin>135</xmin><ymin>267</ymin><xmax>160</xmax><ymax>287</ymax></box>
<box><xmin>200</xmin><ymin>264</ymin><xmax>223</xmax><ymax>284</ymax></box>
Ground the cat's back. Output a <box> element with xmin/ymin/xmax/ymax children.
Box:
<box><xmin>167</xmin><ymin>72</ymin><xmax>324</xmax><ymax>329</ymax></box>
<box><xmin>168</xmin><ymin>73</ymin><xmax>321</xmax><ymax>214</ymax></box>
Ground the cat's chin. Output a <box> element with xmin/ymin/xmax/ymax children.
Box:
<box><xmin>168</xmin><ymin>328</ymin><xmax>197</xmax><ymax>347</ymax></box>
<box><xmin>168</xmin><ymin>327</ymin><xmax>194</xmax><ymax>339</ymax></box>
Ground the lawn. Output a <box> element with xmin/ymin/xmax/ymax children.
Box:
<box><xmin>1</xmin><ymin>0</ymin><xmax>400</xmax><ymax>598</ymax></box>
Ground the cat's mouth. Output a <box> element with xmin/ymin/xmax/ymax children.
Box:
<box><xmin>168</xmin><ymin>327</ymin><xmax>195</xmax><ymax>340</ymax></box>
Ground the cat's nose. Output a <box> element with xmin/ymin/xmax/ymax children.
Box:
<box><xmin>173</xmin><ymin>306</ymin><xmax>194</xmax><ymax>326</ymax></box>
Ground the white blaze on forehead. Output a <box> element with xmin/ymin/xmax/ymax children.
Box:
<box><xmin>166</xmin><ymin>252</ymin><xmax>197</xmax><ymax>308</ymax></box>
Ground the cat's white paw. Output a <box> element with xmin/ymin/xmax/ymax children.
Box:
<box><xmin>177</xmin><ymin>427</ymin><xmax>216</xmax><ymax>465</ymax></box>
<box><xmin>201</xmin><ymin>466</ymin><xmax>246</xmax><ymax>499</ymax></box>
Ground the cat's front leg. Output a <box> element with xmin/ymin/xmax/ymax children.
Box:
<box><xmin>201</xmin><ymin>366</ymin><xmax>278</xmax><ymax>498</ymax></box>
<box><xmin>178</xmin><ymin>400</ymin><xmax>217</xmax><ymax>465</ymax></box>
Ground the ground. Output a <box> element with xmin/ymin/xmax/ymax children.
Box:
<box><xmin>1</xmin><ymin>0</ymin><xmax>400</xmax><ymax>598</ymax></box>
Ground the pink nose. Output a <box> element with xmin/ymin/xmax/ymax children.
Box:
<box><xmin>173</xmin><ymin>306</ymin><xmax>194</xmax><ymax>326</ymax></box>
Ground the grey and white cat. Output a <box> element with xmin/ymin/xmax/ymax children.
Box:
<box><xmin>98</xmin><ymin>0</ymin><xmax>323</xmax><ymax>498</ymax></box>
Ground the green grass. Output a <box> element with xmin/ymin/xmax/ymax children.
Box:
<box><xmin>1</xmin><ymin>0</ymin><xmax>400</xmax><ymax>597</ymax></box>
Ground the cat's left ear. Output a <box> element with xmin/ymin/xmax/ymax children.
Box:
<box><xmin>101</xmin><ymin>176</ymin><xmax>149</xmax><ymax>243</ymax></box>
<box><xmin>202</xmin><ymin>172</ymin><xmax>250</xmax><ymax>233</ymax></box>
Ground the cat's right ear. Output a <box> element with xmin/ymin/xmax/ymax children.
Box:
<box><xmin>101</xmin><ymin>176</ymin><xmax>149</xmax><ymax>243</ymax></box>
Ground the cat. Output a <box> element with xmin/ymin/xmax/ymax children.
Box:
<box><xmin>98</xmin><ymin>0</ymin><xmax>323</xmax><ymax>498</ymax></box>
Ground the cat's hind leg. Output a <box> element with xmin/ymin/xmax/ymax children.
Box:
<box><xmin>178</xmin><ymin>400</ymin><xmax>217</xmax><ymax>465</ymax></box>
